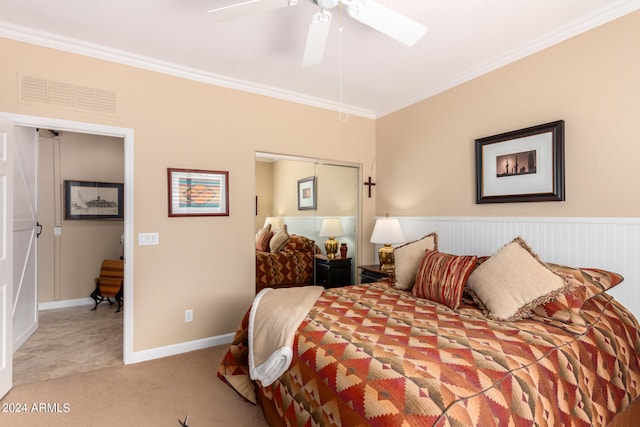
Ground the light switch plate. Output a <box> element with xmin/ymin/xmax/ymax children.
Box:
<box><xmin>138</xmin><ymin>232</ymin><xmax>159</xmax><ymax>246</ymax></box>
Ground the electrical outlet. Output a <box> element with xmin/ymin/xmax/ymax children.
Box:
<box><xmin>185</xmin><ymin>309</ymin><xmax>193</xmax><ymax>323</ymax></box>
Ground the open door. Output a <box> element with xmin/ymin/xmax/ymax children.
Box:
<box><xmin>0</xmin><ymin>118</ymin><xmax>14</xmax><ymax>399</ymax></box>
<box><xmin>12</xmin><ymin>126</ymin><xmax>38</xmax><ymax>350</ymax></box>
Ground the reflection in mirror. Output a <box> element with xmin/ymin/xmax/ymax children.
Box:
<box><xmin>256</xmin><ymin>153</ymin><xmax>359</xmax><ymax>283</ymax></box>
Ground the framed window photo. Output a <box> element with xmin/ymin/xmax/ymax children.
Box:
<box><xmin>168</xmin><ymin>168</ymin><xmax>229</xmax><ymax>217</ymax></box>
<box><xmin>297</xmin><ymin>176</ymin><xmax>316</xmax><ymax>210</ymax></box>
<box><xmin>475</xmin><ymin>120</ymin><xmax>565</xmax><ymax>204</ymax></box>
<box><xmin>64</xmin><ymin>180</ymin><xmax>123</xmax><ymax>220</ymax></box>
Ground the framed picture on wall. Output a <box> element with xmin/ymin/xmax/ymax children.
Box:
<box><xmin>64</xmin><ymin>180</ymin><xmax>124</xmax><ymax>220</ymax></box>
<box><xmin>475</xmin><ymin>120</ymin><xmax>565</xmax><ymax>203</ymax></box>
<box><xmin>297</xmin><ymin>176</ymin><xmax>316</xmax><ymax>210</ymax></box>
<box><xmin>167</xmin><ymin>168</ymin><xmax>229</xmax><ymax>217</ymax></box>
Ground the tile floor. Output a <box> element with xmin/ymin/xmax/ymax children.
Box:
<box><xmin>12</xmin><ymin>303</ymin><xmax>123</xmax><ymax>387</ymax></box>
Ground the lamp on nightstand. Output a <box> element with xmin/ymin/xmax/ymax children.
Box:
<box><xmin>370</xmin><ymin>214</ymin><xmax>405</xmax><ymax>273</ymax></box>
<box><xmin>319</xmin><ymin>218</ymin><xmax>344</xmax><ymax>259</ymax></box>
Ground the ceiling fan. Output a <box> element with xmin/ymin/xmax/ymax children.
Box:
<box><xmin>208</xmin><ymin>0</ymin><xmax>427</xmax><ymax>66</ymax></box>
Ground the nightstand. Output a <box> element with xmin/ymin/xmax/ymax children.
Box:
<box><xmin>358</xmin><ymin>264</ymin><xmax>393</xmax><ymax>284</ymax></box>
<box><xmin>314</xmin><ymin>255</ymin><xmax>352</xmax><ymax>289</ymax></box>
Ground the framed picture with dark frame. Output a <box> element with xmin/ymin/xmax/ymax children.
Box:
<box><xmin>297</xmin><ymin>176</ymin><xmax>316</xmax><ymax>210</ymax></box>
<box><xmin>475</xmin><ymin>120</ymin><xmax>565</xmax><ymax>204</ymax></box>
<box><xmin>64</xmin><ymin>180</ymin><xmax>124</xmax><ymax>220</ymax></box>
<box><xmin>167</xmin><ymin>168</ymin><xmax>229</xmax><ymax>217</ymax></box>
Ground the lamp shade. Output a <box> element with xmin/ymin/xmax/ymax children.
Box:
<box><xmin>319</xmin><ymin>218</ymin><xmax>344</xmax><ymax>237</ymax></box>
<box><xmin>370</xmin><ymin>216</ymin><xmax>404</xmax><ymax>244</ymax></box>
<box><xmin>263</xmin><ymin>216</ymin><xmax>284</xmax><ymax>231</ymax></box>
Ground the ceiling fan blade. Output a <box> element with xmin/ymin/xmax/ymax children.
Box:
<box><xmin>344</xmin><ymin>0</ymin><xmax>427</xmax><ymax>46</ymax></box>
<box><xmin>302</xmin><ymin>10</ymin><xmax>332</xmax><ymax>66</ymax></box>
<box><xmin>208</xmin><ymin>0</ymin><xmax>297</xmax><ymax>22</ymax></box>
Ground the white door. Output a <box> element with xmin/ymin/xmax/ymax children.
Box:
<box><xmin>12</xmin><ymin>126</ymin><xmax>38</xmax><ymax>350</ymax></box>
<box><xmin>0</xmin><ymin>118</ymin><xmax>15</xmax><ymax>399</ymax></box>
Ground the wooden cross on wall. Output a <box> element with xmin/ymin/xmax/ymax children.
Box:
<box><xmin>364</xmin><ymin>176</ymin><xmax>376</xmax><ymax>198</ymax></box>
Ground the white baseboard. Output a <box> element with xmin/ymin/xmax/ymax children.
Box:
<box><xmin>37</xmin><ymin>297</ymin><xmax>235</xmax><ymax>366</ymax></box>
<box><xmin>39</xmin><ymin>297</ymin><xmax>94</xmax><ymax>311</ymax></box>
<box><xmin>128</xmin><ymin>333</ymin><xmax>235</xmax><ymax>365</ymax></box>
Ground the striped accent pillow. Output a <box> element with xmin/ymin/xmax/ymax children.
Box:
<box><xmin>413</xmin><ymin>250</ymin><xmax>477</xmax><ymax>309</ymax></box>
<box><xmin>256</xmin><ymin>231</ymin><xmax>273</xmax><ymax>252</ymax></box>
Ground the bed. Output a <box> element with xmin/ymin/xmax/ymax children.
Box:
<box><xmin>219</xmin><ymin>237</ymin><xmax>640</xmax><ymax>426</ymax></box>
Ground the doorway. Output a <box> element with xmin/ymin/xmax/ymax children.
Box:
<box><xmin>11</xmin><ymin>129</ymin><xmax>125</xmax><ymax>386</ymax></box>
<box><xmin>0</xmin><ymin>112</ymin><xmax>134</xmax><ymax>390</ymax></box>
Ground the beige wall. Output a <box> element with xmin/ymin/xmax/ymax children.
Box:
<box><xmin>255</xmin><ymin>161</ymin><xmax>274</xmax><ymax>231</ymax></box>
<box><xmin>272</xmin><ymin>160</ymin><xmax>358</xmax><ymax>217</ymax></box>
<box><xmin>256</xmin><ymin>159</ymin><xmax>359</xmax><ymax>230</ymax></box>
<box><xmin>376</xmin><ymin>11</ymin><xmax>640</xmax><ymax>218</ymax></box>
<box><xmin>0</xmin><ymin>38</ymin><xmax>376</xmax><ymax>352</ymax></box>
<box><xmin>38</xmin><ymin>132</ymin><xmax>124</xmax><ymax>303</ymax></box>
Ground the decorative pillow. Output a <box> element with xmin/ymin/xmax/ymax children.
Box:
<box><xmin>255</xmin><ymin>231</ymin><xmax>273</xmax><ymax>252</ymax></box>
<box><xmin>578</xmin><ymin>267</ymin><xmax>624</xmax><ymax>294</ymax></box>
<box><xmin>412</xmin><ymin>250</ymin><xmax>477</xmax><ymax>309</ymax></box>
<box><xmin>532</xmin><ymin>264</ymin><xmax>624</xmax><ymax>328</ymax></box>
<box><xmin>393</xmin><ymin>232</ymin><xmax>438</xmax><ymax>290</ymax></box>
<box><xmin>466</xmin><ymin>237</ymin><xmax>570</xmax><ymax>321</ymax></box>
<box><xmin>285</xmin><ymin>235</ymin><xmax>317</xmax><ymax>253</ymax></box>
<box><xmin>255</xmin><ymin>223</ymin><xmax>271</xmax><ymax>244</ymax></box>
<box><xmin>269</xmin><ymin>225</ymin><xmax>290</xmax><ymax>252</ymax></box>
<box><xmin>531</xmin><ymin>283</ymin><xmax>589</xmax><ymax>330</ymax></box>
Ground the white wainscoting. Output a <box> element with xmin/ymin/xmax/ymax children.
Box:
<box><xmin>395</xmin><ymin>216</ymin><xmax>640</xmax><ymax>322</ymax></box>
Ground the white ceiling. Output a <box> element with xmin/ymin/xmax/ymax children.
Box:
<box><xmin>1</xmin><ymin>0</ymin><xmax>639</xmax><ymax>118</ymax></box>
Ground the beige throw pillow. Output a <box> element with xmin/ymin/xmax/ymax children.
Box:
<box><xmin>269</xmin><ymin>225</ymin><xmax>290</xmax><ymax>252</ymax></box>
<box><xmin>467</xmin><ymin>237</ymin><xmax>569</xmax><ymax>321</ymax></box>
<box><xmin>393</xmin><ymin>232</ymin><xmax>438</xmax><ymax>290</ymax></box>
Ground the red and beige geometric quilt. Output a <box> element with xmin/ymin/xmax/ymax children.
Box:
<box><xmin>219</xmin><ymin>273</ymin><xmax>640</xmax><ymax>426</ymax></box>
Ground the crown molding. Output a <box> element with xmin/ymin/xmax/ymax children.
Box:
<box><xmin>0</xmin><ymin>21</ymin><xmax>376</xmax><ymax>120</ymax></box>
<box><xmin>2</xmin><ymin>0</ymin><xmax>638</xmax><ymax>120</ymax></box>
<box><xmin>376</xmin><ymin>0</ymin><xmax>640</xmax><ymax>117</ymax></box>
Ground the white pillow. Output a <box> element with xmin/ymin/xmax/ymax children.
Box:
<box><xmin>393</xmin><ymin>232</ymin><xmax>438</xmax><ymax>290</ymax></box>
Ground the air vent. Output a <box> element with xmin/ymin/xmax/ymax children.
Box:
<box><xmin>19</xmin><ymin>75</ymin><xmax>117</xmax><ymax>115</ymax></box>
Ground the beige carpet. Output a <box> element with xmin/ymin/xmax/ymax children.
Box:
<box><xmin>13</xmin><ymin>304</ymin><xmax>123</xmax><ymax>387</ymax></box>
<box><xmin>1</xmin><ymin>346</ymin><xmax>267</xmax><ymax>427</ymax></box>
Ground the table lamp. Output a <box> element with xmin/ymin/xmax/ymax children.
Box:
<box><xmin>319</xmin><ymin>218</ymin><xmax>344</xmax><ymax>259</ymax></box>
<box><xmin>263</xmin><ymin>216</ymin><xmax>284</xmax><ymax>231</ymax></box>
<box><xmin>370</xmin><ymin>214</ymin><xmax>404</xmax><ymax>273</ymax></box>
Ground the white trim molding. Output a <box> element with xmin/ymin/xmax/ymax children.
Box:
<box><xmin>130</xmin><ymin>333</ymin><xmax>235</xmax><ymax>364</ymax></box>
<box><xmin>39</xmin><ymin>297</ymin><xmax>94</xmax><ymax>311</ymax></box>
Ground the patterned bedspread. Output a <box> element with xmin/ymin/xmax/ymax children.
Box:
<box><xmin>219</xmin><ymin>276</ymin><xmax>640</xmax><ymax>426</ymax></box>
